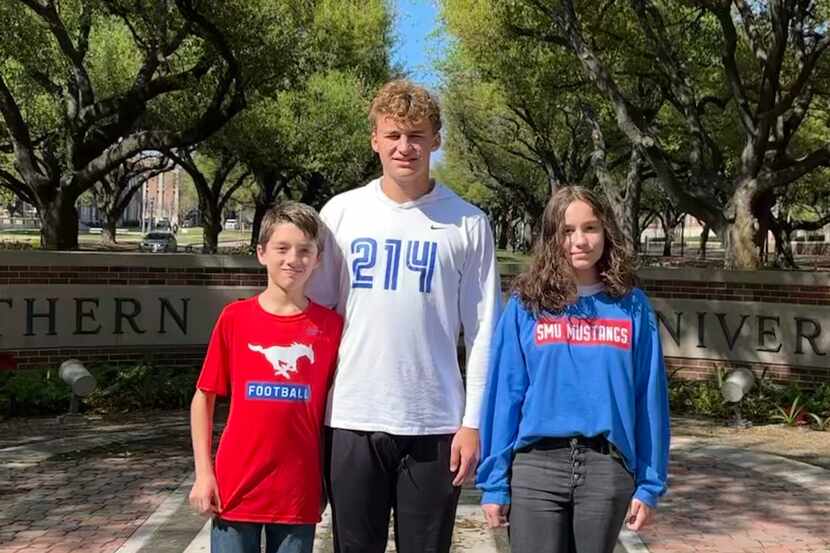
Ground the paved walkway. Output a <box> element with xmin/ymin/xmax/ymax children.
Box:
<box><xmin>0</xmin><ymin>412</ymin><xmax>827</xmax><ymax>553</ymax></box>
<box><xmin>634</xmin><ymin>438</ymin><xmax>830</xmax><ymax>553</ymax></box>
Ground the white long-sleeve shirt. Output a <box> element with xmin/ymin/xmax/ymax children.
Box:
<box><xmin>308</xmin><ymin>178</ymin><xmax>502</xmax><ymax>434</ymax></box>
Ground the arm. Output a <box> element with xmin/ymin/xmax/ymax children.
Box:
<box><xmin>189</xmin><ymin>389</ymin><xmax>221</xmax><ymax>515</ymax></box>
<box><xmin>476</xmin><ymin>298</ymin><xmax>529</xmax><ymax>507</ymax></box>
<box><xmin>452</xmin><ymin>216</ymin><xmax>502</xmax><ymax>484</ymax></box>
<box><xmin>188</xmin><ymin>310</ymin><xmax>230</xmax><ymax>515</ymax></box>
<box><xmin>629</xmin><ymin>291</ymin><xmax>671</xmax><ymax>525</ymax></box>
<box><xmin>459</xmin><ymin>215</ymin><xmax>502</xmax><ymax>429</ymax></box>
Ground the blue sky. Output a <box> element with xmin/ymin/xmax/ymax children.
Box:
<box><xmin>391</xmin><ymin>0</ymin><xmax>448</xmax><ymax>164</ymax></box>
<box><xmin>391</xmin><ymin>0</ymin><xmax>447</xmax><ymax>89</ymax></box>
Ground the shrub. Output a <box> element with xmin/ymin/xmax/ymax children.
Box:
<box><xmin>86</xmin><ymin>362</ymin><xmax>198</xmax><ymax>412</ymax></box>
<box><xmin>771</xmin><ymin>396</ymin><xmax>808</xmax><ymax>426</ymax></box>
<box><xmin>804</xmin><ymin>382</ymin><xmax>830</xmax><ymax>414</ymax></box>
<box><xmin>1</xmin><ymin>369</ymin><xmax>71</xmax><ymax>415</ymax></box>
<box><xmin>0</xmin><ymin>240</ymin><xmax>35</xmax><ymax>250</ymax></box>
<box><xmin>667</xmin><ymin>368</ymin><xmax>814</xmax><ymax>423</ymax></box>
<box><xmin>809</xmin><ymin>413</ymin><xmax>830</xmax><ymax>431</ymax></box>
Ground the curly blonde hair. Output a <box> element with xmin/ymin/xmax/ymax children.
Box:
<box><xmin>369</xmin><ymin>79</ymin><xmax>442</xmax><ymax>133</ymax></box>
<box><xmin>512</xmin><ymin>186</ymin><xmax>637</xmax><ymax>316</ymax></box>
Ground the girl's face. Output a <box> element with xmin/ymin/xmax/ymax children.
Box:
<box><xmin>561</xmin><ymin>199</ymin><xmax>605</xmax><ymax>282</ymax></box>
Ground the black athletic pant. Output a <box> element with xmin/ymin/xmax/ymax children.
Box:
<box><xmin>508</xmin><ymin>437</ymin><xmax>635</xmax><ymax>553</ymax></box>
<box><xmin>325</xmin><ymin>427</ymin><xmax>461</xmax><ymax>553</ymax></box>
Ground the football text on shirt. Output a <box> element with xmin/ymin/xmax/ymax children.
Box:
<box><xmin>245</xmin><ymin>381</ymin><xmax>311</xmax><ymax>402</ymax></box>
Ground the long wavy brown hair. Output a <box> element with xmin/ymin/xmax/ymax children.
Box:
<box><xmin>512</xmin><ymin>186</ymin><xmax>638</xmax><ymax>316</ymax></box>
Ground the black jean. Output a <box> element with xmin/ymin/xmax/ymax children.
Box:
<box><xmin>325</xmin><ymin>427</ymin><xmax>461</xmax><ymax>553</ymax></box>
<box><xmin>508</xmin><ymin>437</ymin><xmax>635</xmax><ymax>553</ymax></box>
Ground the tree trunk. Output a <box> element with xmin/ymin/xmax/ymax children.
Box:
<box><xmin>201</xmin><ymin>204</ymin><xmax>222</xmax><ymax>254</ymax></box>
<box><xmin>249</xmin><ymin>168</ymin><xmax>285</xmax><ymax>249</ymax></box>
<box><xmin>300</xmin><ymin>172</ymin><xmax>326</xmax><ymax>209</ymax></box>
<box><xmin>101</xmin><ymin>217</ymin><xmax>117</xmax><ymax>245</ymax></box>
<box><xmin>497</xmin><ymin>210</ymin><xmax>509</xmax><ymax>250</ymax></box>
<box><xmin>39</xmin><ymin>190</ymin><xmax>80</xmax><ymax>250</ymax></box>
<box><xmin>723</xmin><ymin>184</ymin><xmax>761</xmax><ymax>270</ymax></box>
<box><xmin>698</xmin><ymin>224</ymin><xmax>710</xmax><ymax>259</ymax></box>
<box><xmin>779</xmin><ymin>227</ymin><xmax>797</xmax><ymax>269</ymax></box>
<box><xmin>659</xmin><ymin>212</ymin><xmax>673</xmax><ymax>257</ymax></box>
<box><xmin>250</xmin><ymin>201</ymin><xmax>269</xmax><ymax>249</ymax></box>
<box><xmin>754</xmin><ymin>192</ymin><xmax>776</xmax><ymax>265</ymax></box>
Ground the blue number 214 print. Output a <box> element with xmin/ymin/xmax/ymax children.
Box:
<box><xmin>351</xmin><ymin>238</ymin><xmax>438</xmax><ymax>293</ymax></box>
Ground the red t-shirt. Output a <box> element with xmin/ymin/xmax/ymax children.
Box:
<box><xmin>196</xmin><ymin>296</ymin><xmax>343</xmax><ymax>524</ymax></box>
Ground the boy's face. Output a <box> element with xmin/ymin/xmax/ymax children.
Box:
<box><xmin>256</xmin><ymin>223</ymin><xmax>320</xmax><ymax>294</ymax></box>
<box><xmin>372</xmin><ymin>115</ymin><xmax>440</xmax><ymax>184</ymax></box>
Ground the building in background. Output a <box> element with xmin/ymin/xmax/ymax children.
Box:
<box><xmin>140</xmin><ymin>166</ymin><xmax>181</xmax><ymax>232</ymax></box>
<box><xmin>70</xmin><ymin>165</ymin><xmax>182</xmax><ymax>231</ymax></box>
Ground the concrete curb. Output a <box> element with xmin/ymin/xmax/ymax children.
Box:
<box><xmin>113</xmin><ymin>473</ymin><xmax>195</xmax><ymax>553</ymax></box>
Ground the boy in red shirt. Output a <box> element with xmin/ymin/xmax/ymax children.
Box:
<box><xmin>189</xmin><ymin>201</ymin><xmax>343</xmax><ymax>553</ymax></box>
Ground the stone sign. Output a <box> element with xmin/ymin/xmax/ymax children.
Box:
<box><xmin>652</xmin><ymin>298</ymin><xmax>828</xmax><ymax>368</ymax></box>
<box><xmin>0</xmin><ymin>285</ymin><xmax>260</xmax><ymax>349</ymax></box>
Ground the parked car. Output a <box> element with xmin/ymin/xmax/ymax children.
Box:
<box><xmin>154</xmin><ymin>219</ymin><xmax>172</xmax><ymax>231</ymax></box>
<box><xmin>139</xmin><ymin>232</ymin><xmax>177</xmax><ymax>253</ymax></box>
<box><xmin>224</xmin><ymin>218</ymin><xmax>240</xmax><ymax>230</ymax></box>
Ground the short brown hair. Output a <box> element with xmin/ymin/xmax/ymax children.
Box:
<box><xmin>369</xmin><ymin>79</ymin><xmax>442</xmax><ymax>133</ymax></box>
<box><xmin>257</xmin><ymin>201</ymin><xmax>324</xmax><ymax>254</ymax></box>
<box><xmin>512</xmin><ymin>186</ymin><xmax>637</xmax><ymax>316</ymax></box>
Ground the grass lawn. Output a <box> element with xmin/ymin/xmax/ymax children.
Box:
<box><xmin>0</xmin><ymin>227</ymin><xmax>252</xmax><ymax>250</ymax></box>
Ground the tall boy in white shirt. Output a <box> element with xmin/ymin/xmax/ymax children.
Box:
<box><xmin>308</xmin><ymin>80</ymin><xmax>501</xmax><ymax>553</ymax></box>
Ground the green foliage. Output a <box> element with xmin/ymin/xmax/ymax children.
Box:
<box><xmin>0</xmin><ymin>362</ymin><xmax>200</xmax><ymax>416</ymax></box>
<box><xmin>439</xmin><ymin>0</ymin><xmax>830</xmax><ymax>269</ymax></box>
<box><xmin>668</xmin><ymin>376</ymin><xmax>730</xmax><ymax>419</ymax></box>
<box><xmin>87</xmin><ymin>362</ymin><xmax>199</xmax><ymax>412</ymax></box>
<box><xmin>805</xmin><ymin>383</ymin><xmax>830</xmax><ymax>414</ymax></box>
<box><xmin>809</xmin><ymin>412</ymin><xmax>830</xmax><ymax>431</ymax></box>
<box><xmin>0</xmin><ymin>241</ymin><xmax>35</xmax><ymax>250</ymax></box>
<box><xmin>667</xmin><ymin>370</ymin><xmax>828</xmax><ymax>425</ymax></box>
<box><xmin>1</xmin><ymin>369</ymin><xmax>70</xmax><ymax>415</ymax></box>
<box><xmin>771</xmin><ymin>396</ymin><xmax>807</xmax><ymax>427</ymax></box>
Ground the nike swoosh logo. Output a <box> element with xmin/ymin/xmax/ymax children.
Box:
<box><xmin>430</xmin><ymin>224</ymin><xmax>449</xmax><ymax>230</ymax></box>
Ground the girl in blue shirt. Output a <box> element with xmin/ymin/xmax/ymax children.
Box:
<box><xmin>477</xmin><ymin>186</ymin><xmax>670</xmax><ymax>553</ymax></box>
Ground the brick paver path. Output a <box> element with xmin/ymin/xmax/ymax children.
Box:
<box><xmin>2</xmin><ymin>415</ymin><xmax>828</xmax><ymax>553</ymax></box>
<box><xmin>638</xmin><ymin>443</ymin><xmax>830</xmax><ymax>553</ymax></box>
<box><xmin>0</xmin><ymin>421</ymin><xmax>192</xmax><ymax>553</ymax></box>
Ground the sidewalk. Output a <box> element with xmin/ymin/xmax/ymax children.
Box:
<box><xmin>0</xmin><ymin>412</ymin><xmax>828</xmax><ymax>553</ymax></box>
<box><xmin>634</xmin><ymin>438</ymin><xmax>830</xmax><ymax>553</ymax></box>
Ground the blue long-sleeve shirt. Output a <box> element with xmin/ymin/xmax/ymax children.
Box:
<box><xmin>476</xmin><ymin>288</ymin><xmax>670</xmax><ymax>508</ymax></box>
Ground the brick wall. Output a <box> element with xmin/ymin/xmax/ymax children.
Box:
<box><xmin>1</xmin><ymin>252</ymin><xmax>828</xmax><ymax>388</ymax></box>
<box><xmin>637</xmin><ymin>273</ymin><xmax>829</xmax><ymax>387</ymax></box>
<box><xmin>4</xmin><ymin>344</ymin><xmax>206</xmax><ymax>371</ymax></box>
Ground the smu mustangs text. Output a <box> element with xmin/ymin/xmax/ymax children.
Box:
<box><xmin>535</xmin><ymin>318</ymin><xmax>632</xmax><ymax>349</ymax></box>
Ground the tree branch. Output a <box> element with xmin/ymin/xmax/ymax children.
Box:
<box><xmin>219</xmin><ymin>169</ymin><xmax>251</xmax><ymax>210</ymax></box>
<box><xmin>0</xmin><ymin>73</ymin><xmax>46</xmax><ymax>186</ymax></box>
<box><xmin>770</xmin><ymin>144</ymin><xmax>830</xmax><ymax>190</ymax></box>
<box><xmin>555</xmin><ymin>0</ymin><xmax>727</xmax><ymax>231</ymax></box>
<box><xmin>0</xmin><ymin>168</ymin><xmax>36</xmax><ymax>204</ymax></box>
<box><xmin>733</xmin><ymin>0</ymin><xmax>768</xmax><ymax>62</ymax></box>
<box><xmin>710</xmin><ymin>5</ymin><xmax>755</xmax><ymax>135</ymax></box>
<box><xmin>17</xmin><ymin>0</ymin><xmax>94</xmax><ymax>105</ymax></box>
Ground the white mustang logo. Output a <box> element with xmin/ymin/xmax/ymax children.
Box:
<box><xmin>248</xmin><ymin>342</ymin><xmax>315</xmax><ymax>379</ymax></box>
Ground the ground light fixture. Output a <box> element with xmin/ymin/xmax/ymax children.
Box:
<box><xmin>720</xmin><ymin>367</ymin><xmax>755</xmax><ymax>428</ymax></box>
<box><xmin>58</xmin><ymin>359</ymin><xmax>96</xmax><ymax>415</ymax></box>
